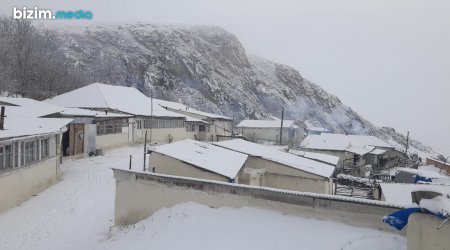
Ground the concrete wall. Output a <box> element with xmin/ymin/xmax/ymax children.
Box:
<box><xmin>407</xmin><ymin>213</ymin><xmax>450</xmax><ymax>250</ymax></box>
<box><xmin>113</xmin><ymin>169</ymin><xmax>401</xmax><ymax>234</ymax></box>
<box><xmin>0</xmin><ymin>158</ymin><xmax>59</xmax><ymax>214</ymax></box>
<box><xmin>149</xmin><ymin>152</ymin><xmax>230</xmax><ymax>182</ymax></box>
<box><xmin>242</xmin><ymin>156</ymin><xmax>332</xmax><ymax>194</ymax></box>
<box><xmin>96</xmin><ymin>133</ymin><xmax>129</xmax><ymax>150</ymax></box>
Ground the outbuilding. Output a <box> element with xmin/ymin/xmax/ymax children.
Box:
<box><xmin>149</xmin><ymin>139</ymin><xmax>248</xmax><ymax>182</ymax></box>
<box><xmin>214</xmin><ymin>139</ymin><xmax>335</xmax><ymax>194</ymax></box>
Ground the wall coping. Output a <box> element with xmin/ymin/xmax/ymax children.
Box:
<box><xmin>113</xmin><ymin>168</ymin><xmax>403</xmax><ymax>210</ymax></box>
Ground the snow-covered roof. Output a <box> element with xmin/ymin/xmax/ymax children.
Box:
<box><xmin>45</xmin><ymin>83</ymin><xmax>185</xmax><ymax>118</ymax></box>
<box><xmin>183</xmin><ymin>114</ymin><xmax>208</xmax><ymax>123</ymax></box>
<box><xmin>214</xmin><ymin>139</ymin><xmax>335</xmax><ymax>178</ymax></box>
<box><xmin>0</xmin><ymin>97</ymin><xmax>63</xmax><ymax>118</ymax></box>
<box><xmin>289</xmin><ymin>150</ymin><xmax>340</xmax><ymax>166</ymax></box>
<box><xmin>59</xmin><ymin>107</ymin><xmax>132</xmax><ymax>118</ymax></box>
<box><xmin>237</xmin><ymin>119</ymin><xmax>297</xmax><ymax>128</ymax></box>
<box><xmin>304</xmin><ymin>120</ymin><xmax>329</xmax><ymax>132</ymax></box>
<box><xmin>0</xmin><ymin>116</ymin><xmax>72</xmax><ymax>139</ymax></box>
<box><xmin>154</xmin><ymin>98</ymin><xmax>232</xmax><ymax>120</ymax></box>
<box><xmin>396</xmin><ymin>167</ymin><xmax>450</xmax><ymax>184</ymax></box>
<box><xmin>380</xmin><ymin>183</ymin><xmax>450</xmax><ymax>206</ymax></box>
<box><xmin>151</xmin><ymin>139</ymin><xmax>248</xmax><ymax>179</ymax></box>
<box><xmin>300</xmin><ymin>134</ymin><xmax>393</xmax><ymax>155</ymax></box>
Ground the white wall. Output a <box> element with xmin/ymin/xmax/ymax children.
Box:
<box><xmin>113</xmin><ymin>169</ymin><xmax>401</xmax><ymax>234</ymax></box>
<box><xmin>242</xmin><ymin>157</ymin><xmax>332</xmax><ymax>194</ymax></box>
<box><xmin>0</xmin><ymin>158</ymin><xmax>59</xmax><ymax>214</ymax></box>
<box><xmin>407</xmin><ymin>213</ymin><xmax>450</xmax><ymax>250</ymax></box>
<box><xmin>240</xmin><ymin>127</ymin><xmax>304</xmax><ymax>145</ymax></box>
<box><xmin>96</xmin><ymin>133</ymin><xmax>129</xmax><ymax>150</ymax></box>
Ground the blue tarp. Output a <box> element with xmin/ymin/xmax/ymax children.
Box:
<box><xmin>383</xmin><ymin>207</ymin><xmax>448</xmax><ymax>230</ymax></box>
<box><xmin>383</xmin><ymin>208</ymin><xmax>422</xmax><ymax>230</ymax></box>
<box><xmin>414</xmin><ymin>175</ymin><xmax>433</xmax><ymax>183</ymax></box>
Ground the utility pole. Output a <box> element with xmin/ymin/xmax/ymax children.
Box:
<box><xmin>143</xmin><ymin>130</ymin><xmax>147</xmax><ymax>172</ymax></box>
<box><xmin>150</xmin><ymin>90</ymin><xmax>153</xmax><ymax>143</ymax></box>
<box><xmin>405</xmin><ymin>131</ymin><xmax>410</xmax><ymax>155</ymax></box>
<box><xmin>0</xmin><ymin>106</ymin><xmax>5</xmax><ymax>130</ymax></box>
<box><xmin>279</xmin><ymin>107</ymin><xmax>284</xmax><ymax>145</ymax></box>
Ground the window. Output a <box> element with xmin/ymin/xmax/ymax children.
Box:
<box><xmin>138</xmin><ymin>119</ymin><xmax>185</xmax><ymax>129</ymax></box>
<box><xmin>41</xmin><ymin>138</ymin><xmax>49</xmax><ymax>159</ymax></box>
<box><xmin>23</xmin><ymin>140</ymin><xmax>39</xmax><ymax>165</ymax></box>
<box><xmin>0</xmin><ymin>145</ymin><xmax>12</xmax><ymax>171</ymax></box>
<box><xmin>97</xmin><ymin>119</ymin><xmax>128</xmax><ymax>135</ymax></box>
<box><xmin>199</xmin><ymin>125</ymin><xmax>206</xmax><ymax>132</ymax></box>
<box><xmin>186</xmin><ymin>123</ymin><xmax>196</xmax><ymax>132</ymax></box>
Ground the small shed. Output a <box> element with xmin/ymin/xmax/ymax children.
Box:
<box><xmin>214</xmin><ymin>139</ymin><xmax>335</xmax><ymax>194</ymax></box>
<box><xmin>149</xmin><ymin>139</ymin><xmax>248</xmax><ymax>182</ymax></box>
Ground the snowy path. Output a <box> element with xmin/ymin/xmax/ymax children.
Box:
<box><xmin>0</xmin><ymin>145</ymin><xmax>406</xmax><ymax>250</ymax></box>
<box><xmin>0</xmin><ymin>145</ymin><xmax>144</xmax><ymax>250</ymax></box>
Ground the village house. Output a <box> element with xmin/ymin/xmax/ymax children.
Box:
<box><xmin>214</xmin><ymin>139</ymin><xmax>335</xmax><ymax>194</ymax></box>
<box><xmin>236</xmin><ymin>116</ymin><xmax>304</xmax><ymax>146</ymax></box>
<box><xmin>149</xmin><ymin>139</ymin><xmax>248</xmax><ymax>182</ymax></box>
<box><xmin>0</xmin><ymin>112</ymin><xmax>71</xmax><ymax>214</ymax></box>
<box><xmin>45</xmin><ymin>83</ymin><xmax>198</xmax><ymax>147</ymax></box>
<box><xmin>154</xmin><ymin>99</ymin><xmax>233</xmax><ymax>141</ymax></box>
<box><xmin>300</xmin><ymin>134</ymin><xmax>404</xmax><ymax>176</ymax></box>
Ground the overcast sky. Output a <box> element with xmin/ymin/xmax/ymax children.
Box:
<box><xmin>2</xmin><ymin>0</ymin><xmax>450</xmax><ymax>154</ymax></box>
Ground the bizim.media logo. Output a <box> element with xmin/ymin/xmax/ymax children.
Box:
<box><xmin>13</xmin><ymin>7</ymin><xmax>93</xmax><ymax>20</ymax></box>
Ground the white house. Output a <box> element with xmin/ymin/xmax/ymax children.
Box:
<box><xmin>214</xmin><ymin>139</ymin><xmax>335</xmax><ymax>194</ymax></box>
<box><xmin>45</xmin><ymin>83</ymin><xmax>194</xmax><ymax>147</ymax></box>
<box><xmin>154</xmin><ymin>98</ymin><xmax>233</xmax><ymax>141</ymax></box>
<box><xmin>300</xmin><ymin>134</ymin><xmax>403</xmax><ymax>176</ymax></box>
<box><xmin>0</xmin><ymin>114</ymin><xmax>71</xmax><ymax>214</ymax></box>
<box><xmin>236</xmin><ymin>116</ymin><xmax>304</xmax><ymax>145</ymax></box>
<box><xmin>149</xmin><ymin>139</ymin><xmax>248</xmax><ymax>182</ymax></box>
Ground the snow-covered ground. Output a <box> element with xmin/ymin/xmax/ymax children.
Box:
<box><xmin>0</xmin><ymin>145</ymin><xmax>406</xmax><ymax>250</ymax></box>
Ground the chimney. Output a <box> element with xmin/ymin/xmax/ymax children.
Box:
<box><xmin>0</xmin><ymin>106</ymin><xmax>5</xmax><ymax>130</ymax></box>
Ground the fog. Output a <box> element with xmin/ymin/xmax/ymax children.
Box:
<box><xmin>1</xmin><ymin>0</ymin><xmax>449</xmax><ymax>154</ymax></box>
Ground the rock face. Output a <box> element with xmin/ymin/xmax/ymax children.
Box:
<box><xmin>47</xmin><ymin>23</ymin><xmax>433</xmax><ymax>154</ymax></box>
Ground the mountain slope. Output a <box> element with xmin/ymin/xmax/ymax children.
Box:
<box><xmin>45</xmin><ymin>23</ymin><xmax>434</xmax><ymax>155</ymax></box>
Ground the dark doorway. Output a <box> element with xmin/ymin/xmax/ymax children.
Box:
<box><xmin>62</xmin><ymin>130</ymin><xmax>70</xmax><ymax>156</ymax></box>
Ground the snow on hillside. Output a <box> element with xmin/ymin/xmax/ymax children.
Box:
<box><xmin>0</xmin><ymin>145</ymin><xmax>406</xmax><ymax>250</ymax></box>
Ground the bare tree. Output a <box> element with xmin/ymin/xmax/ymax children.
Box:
<box><xmin>0</xmin><ymin>16</ymin><xmax>85</xmax><ymax>99</ymax></box>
